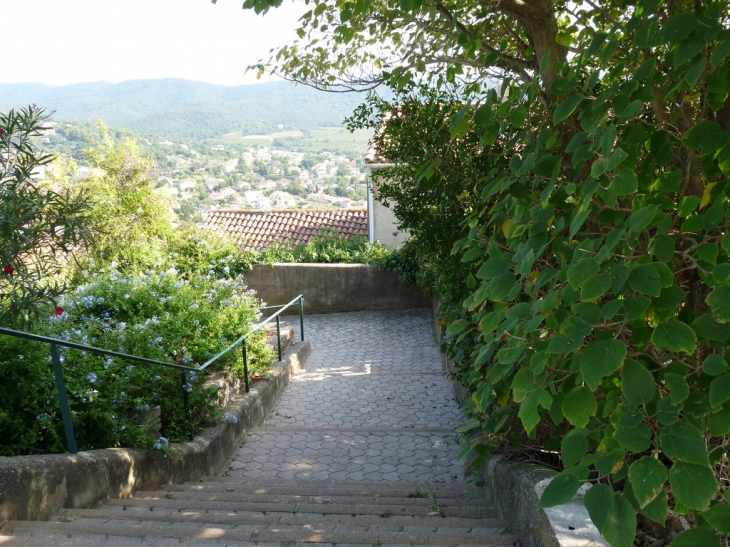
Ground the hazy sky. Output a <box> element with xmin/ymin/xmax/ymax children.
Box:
<box><xmin>0</xmin><ymin>0</ymin><xmax>303</xmax><ymax>86</ymax></box>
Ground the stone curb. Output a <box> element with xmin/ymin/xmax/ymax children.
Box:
<box><xmin>441</xmin><ymin>350</ymin><xmax>606</xmax><ymax>547</ymax></box>
<box><xmin>0</xmin><ymin>340</ymin><xmax>311</xmax><ymax>522</ymax></box>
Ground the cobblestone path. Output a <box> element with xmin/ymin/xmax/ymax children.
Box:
<box><xmin>225</xmin><ymin>308</ymin><xmax>465</xmax><ymax>483</ymax></box>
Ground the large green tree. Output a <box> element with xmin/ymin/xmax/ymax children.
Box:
<box><xmin>237</xmin><ymin>1</ymin><xmax>730</xmax><ymax>545</ymax></box>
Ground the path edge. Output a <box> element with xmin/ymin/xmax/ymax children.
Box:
<box><xmin>0</xmin><ymin>340</ymin><xmax>311</xmax><ymax>522</ymax></box>
<box><xmin>442</xmin><ymin>353</ymin><xmax>607</xmax><ymax>547</ymax></box>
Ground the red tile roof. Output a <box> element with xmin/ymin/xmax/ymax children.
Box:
<box><xmin>203</xmin><ymin>209</ymin><xmax>369</xmax><ymax>251</ymax></box>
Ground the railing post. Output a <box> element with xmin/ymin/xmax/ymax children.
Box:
<box><xmin>180</xmin><ymin>372</ymin><xmax>193</xmax><ymax>441</ymax></box>
<box><xmin>299</xmin><ymin>295</ymin><xmax>305</xmax><ymax>341</ymax></box>
<box><xmin>242</xmin><ymin>341</ymin><xmax>250</xmax><ymax>393</ymax></box>
<box><xmin>276</xmin><ymin>314</ymin><xmax>282</xmax><ymax>361</ymax></box>
<box><xmin>51</xmin><ymin>343</ymin><xmax>77</xmax><ymax>454</ymax></box>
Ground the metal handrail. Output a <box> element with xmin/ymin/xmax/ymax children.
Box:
<box><xmin>0</xmin><ymin>294</ymin><xmax>305</xmax><ymax>455</ymax></box>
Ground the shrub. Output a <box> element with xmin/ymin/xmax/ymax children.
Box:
<box><xmin>0</xmin><ymin>264</ymin><xmax>272</xmax><ymax>456</ymax></box>
<box><xmin>0</xmin><ymin>106</ymin><xmax>90</xmax><ymax>328</ymax></box>
<box><xmin>257</xmin><ymin>228</ymin><xmax>392</xmax><ymax>265</ymax></box>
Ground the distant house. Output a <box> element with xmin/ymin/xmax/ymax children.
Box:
<box><xmin>202</xmin><ymin>208</ymin><xmax>368</xmax><ymax>251</ymax></box>
<box><xmin>309</xmin><ymin>193</ymin><xmax>338</xmax><ymax>205</ymax></box>
<box><xmin>180</xmin><ymin>179</ymin><xmax>197</xmax><ymax>194</ymax></box>
<box><xmin>269</xmin><ymin>191</ymin><xmax>297</xmax><ymax>208</ymax></box>
<box><xmin>257</xmin><ymin>180</ymin><xmax>277</xmax><ymax>191</ymax></box>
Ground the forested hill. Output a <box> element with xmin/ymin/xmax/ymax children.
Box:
<box><xmin>0</xmin><ymin>79</ymin><xmax>366</xmax><ymax>139</ymax></box>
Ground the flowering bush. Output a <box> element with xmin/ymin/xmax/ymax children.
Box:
<box><xmin>0</xmin><ymin>264</ymin><xmax>272</xmax><ymax>456</ymax></box>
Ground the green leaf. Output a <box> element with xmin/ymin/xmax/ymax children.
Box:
<box><xmin>629</xmin><ymin>264</ymin><xmax>662</xmax><ymax>297</ymax></box>
<box><xmin>474</xmin><ymin>104</ymin><xmax>493</xmax><ymax>127</ymax></box>
<box><xmin>684</xmin><ymin>120</ymin><xmax>721</xmax><ymax>148</ymax></box>
<box><xmin>677</xmin><ymin>196</ymin><xmax>700</xmax><ymax>217</ymax></box>
<box><xmin>665</xmin><ymin>373</ymin><xmax>690</xmax><ymax>405</ymax></box>
<box><xmin>615</xmin><ymin>422</ymin><xmax>652</xmax><ymax>452</ymax></box>
<box><xmin>584</xmin><ymin>483</ymin><xmax>614</xmax><ymax>532</ymax></box>
<box><xmin>670</xmin><ymin>528</ymin><xmax>721</xmax><ymax>547</ymax></box>
<box><xmin>712</xmin><ymin>263</ymin><xmax>730</xmax><ymax>284</ymax></box>
<box><xmin>581</xmin><ymin>273</ymin><xmax>612</xmax><ymax>300</ymax></box>
<box><xmin>568</xmin><ymin>257</ymin><xmax>600</xmax><ymax>290</ymax></box>
<box><xmin>707</xmin><ymin>285</ymin><xmax>730</xmax><ymax>321</ymax></box>
<box><xmin>652</xmin><ymin>321</ymin><xmax>697</xmax><ymax>354</ymax></box>
<box><xmin>704</xmin><ymin>354</ymin><xmax>730</xmax><ymax>376</ymax></box>
<box><xmin>461</xmin><ymin>246</ymin><xmax>482</xmax><ymax>262</ymax></box>
<box><xmin>476</xmin><ymin>258</ymin><xmax>510</xmax><ymax>279</ymax></box>
<box><xmin>669</xmin><ymin>462</ymin><xmax>719</xmax><ymax>511</ymax></box>
<box><xmin>561</xmin><ymin>429</ymin><xmax>589</xmax><ymax>467</ymax></box>
<box><xmin>657</xmin><ymin>397</ymin><xmax>680</xmax><ymax>425</ymax></box>
<box><xmin>702</xmin><ymin>504</ymin><xmax>730</xmax><ymax>533</ymax></box>
<box><xmin>628</xmin><ymin>204</ymin><xmax>658</xmax><ymax>233</ymax></box>
<box><xmin>518</xmin><ymin>389</ymin><xmax>552</xmax><ymax>433</ymax></box>
<box><xmin>710</xmin><ymin>374</ymin><xmax>730</xmax><ymax>408</ymax></box>
<box><xmin>640</xmin><ymin>490</ymin><xmax>668</xmax><ymax>525</ymax></box>
<box><xmin>622</xmin><ymin>358</ymin><xmax>656</xmax><ymax>406</ymax></box>
<box><xmin>652</xmin><ymin>285</ymin><xmax>686</xmax><ymax>311</ymax></box>
<box><xmin>534</xmin><ymin>154</ymin><xmax>560</xmax><ymax>177</ymax></box>
<box><xmin>655</xmin><ymin>12</ymin><xmax>698</xmax><ymax>45</ymax></box>
<box><xmin>610</xmin><ymin>170</ymin><xmax>638</xmax><ymax>195</ymax></box>
<box><xmin>510</xmin><ymin>105</ymin><xmax>528</xmax><ymax>128</ymax></box>
<box><xmin>711</xmin><ymin>35</ymin><xmax>730</xmax><ymax>68</ymax></box>
<box><xmin>580</xmin><ymin>339</ymin><xmax>627</xmax><ymax>390</ymax></box>
<box><xmin>659</xmin><ymin>422</ymin><xmax>710</xmax><ymax>465</ymax></box>
<box><xmin>562</xmin><ymin>386</ymin><xmax>597</xmax><ymax>427</ymax></box>
<box><xmin>692</xmin><ymin>314</ymin><xmax>730</xmax><ymax>341</ymax></box>
<box><xmin>554</xmin><ymin>94</ymin><xmax>584</xmax><ymax>124</ymax></box>
<box><xmin>447</xmin><ymin>319</ymin><xmax>470</xmax><ymax>335</ymax></box>
<box><xmin>623</xmin><ymin>295</ymin><xmax>651</xmax><ymax>321</ymax></box>
<box><xmin>628</xmin><ymin>457</ymin><xmax>667</xmax><ymax>508</ymax></box>
<box><xmin>602</xmin><ymin>493</ymin><xmax>637</xmax><ymax>547</ymax></box>
<box><xmin>538</xmin><ymin>471</ymin><xmax>580</xmax><ymax>508</ymax></box>
<box><xmin>709</xmin><ymin>403</ymin><xmax>730</xmax><ymax>435</ymax></box>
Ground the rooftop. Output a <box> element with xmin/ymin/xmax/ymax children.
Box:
<box><xmin>203</xmin><ymin>208</ymin><xmax>368</xmax><ymax>251</ymax></box>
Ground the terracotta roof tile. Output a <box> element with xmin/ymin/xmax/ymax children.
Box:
<box><xmin>203</xmin><ymin>209</ymin><xmax>369</xmax><ymax>251</ymax></box>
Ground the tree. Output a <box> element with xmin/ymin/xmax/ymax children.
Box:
<box><xmin>0</xmin><ymin>106</ymin><xmax>91</xmax><ymax>327</ymax></box>
<box><xmin>243</xmin><ymin>0</ymin><xmax>730</xmax><ymax>544</ymax></box>
<box><xmin>51</xmin><ymin>123</ymin><xmax>174</xmax><ymax>272</ymax></box>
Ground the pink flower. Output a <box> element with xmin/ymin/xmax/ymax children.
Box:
<box><xmin>3</xmin><ymin>264</ymin><xmax>13</xmax><ymax>276</ymax></box>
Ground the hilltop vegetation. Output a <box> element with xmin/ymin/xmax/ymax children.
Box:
<box><xmin>0</xmin><ymin>79</ymin><xmax>367</xmax><ymax>139</ymax></box>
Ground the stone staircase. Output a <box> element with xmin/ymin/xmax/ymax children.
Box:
<box><xmin>0</xmin><ymin>477</ymin><xmax>518</xmax><ymax>546</ymax></box>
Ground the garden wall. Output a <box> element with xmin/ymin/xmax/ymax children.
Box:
<box><xmin>245</xmin><ymin>263</ymin><xmax>430</xmax><ymax>314</ymax></box>
<box><xmin>0</xmin><ymin>341</ymin><xmax>310</xmax><ymax>522</ymax></box>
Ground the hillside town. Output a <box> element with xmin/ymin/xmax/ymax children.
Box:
<box><xmin>38</xmin><ymin>122</ymin><xmax>370</xmax><ymax>222</ymax></box>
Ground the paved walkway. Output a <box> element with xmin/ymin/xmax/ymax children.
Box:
<box><xmin>225</xmin><ymin>308</ymin><xmax>465</xmax><ymax>483</ymax></box>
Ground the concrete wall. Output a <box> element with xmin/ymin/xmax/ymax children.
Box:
<box><xmin>0</xmin><ymin>342</ymin><xmax>310</xmax><ymax>522</ymax></box>
<box><xmin>369</xmin><ymin>171</ymin><xmax>409</xmax><ymax>250</ymax></box>
<box><xmin>245</xmin><ymin>263</ymin><xmax>430</xmax><ymax>314</ymax></box>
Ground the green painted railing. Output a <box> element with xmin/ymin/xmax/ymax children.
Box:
<box><xmin>0</xmin><ymin>294</ymin><xmax>305</xmax><ymax>455</ymax></box>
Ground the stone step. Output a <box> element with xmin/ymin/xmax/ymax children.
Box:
<box><xmin>62</xmin><ymin>506</ymin><xmax>506</xmax><ymax>531</ymax></box>
<box><xmin>178</xmin><ymin>480</ymin><xmax>483</xmax><ymax>500</ymax></box>
<box><xmin>103</xmin><ymin>496</ymin><xmax>494</xmax><ymax>519</ymax></box>
<box><xmin>1</xmin><ymin>519</ymin><xmax>517</xmax><ymax>546</ymax></box>
<box><xmin>143</xmin><ymin>488</ymin><xmax>487</xmax><ymax>508</ymax></box>
<box><xmin>202</xmin><ymin>476</ymin><xmax>480</xmax><ymax>493</ymax></box>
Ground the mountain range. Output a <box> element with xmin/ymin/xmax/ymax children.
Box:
<box><xmin>0</xmin><ymin>79</ymin><xmax>368</xmax><ymax>139</ymax></box>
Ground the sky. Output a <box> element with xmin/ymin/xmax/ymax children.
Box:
<box><xmin>0</xmin><ymin>0</ymin><xmax>304</xmax><ymax>86</ymax></box>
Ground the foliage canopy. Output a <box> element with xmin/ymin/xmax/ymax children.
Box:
<box><xmin>243</xmin><ymin>0</ymin><xmax>730</xmax><ymax>544</ymax></box>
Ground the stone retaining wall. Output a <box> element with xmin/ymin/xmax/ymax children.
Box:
<box><xmin>245</xmin><ymin>263</ymin><xmax>430</xmax><ymax>314</ymax></box>
<box><xmin>0</xmin><ymin>341</ymin><xmax>310</xmax><ymax>522</ymax></box>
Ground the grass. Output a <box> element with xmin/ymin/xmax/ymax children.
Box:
<box><xmin>212</xmin><ymin>127</ymin><xmax>371</xmax><ymax>154</ymax></box>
